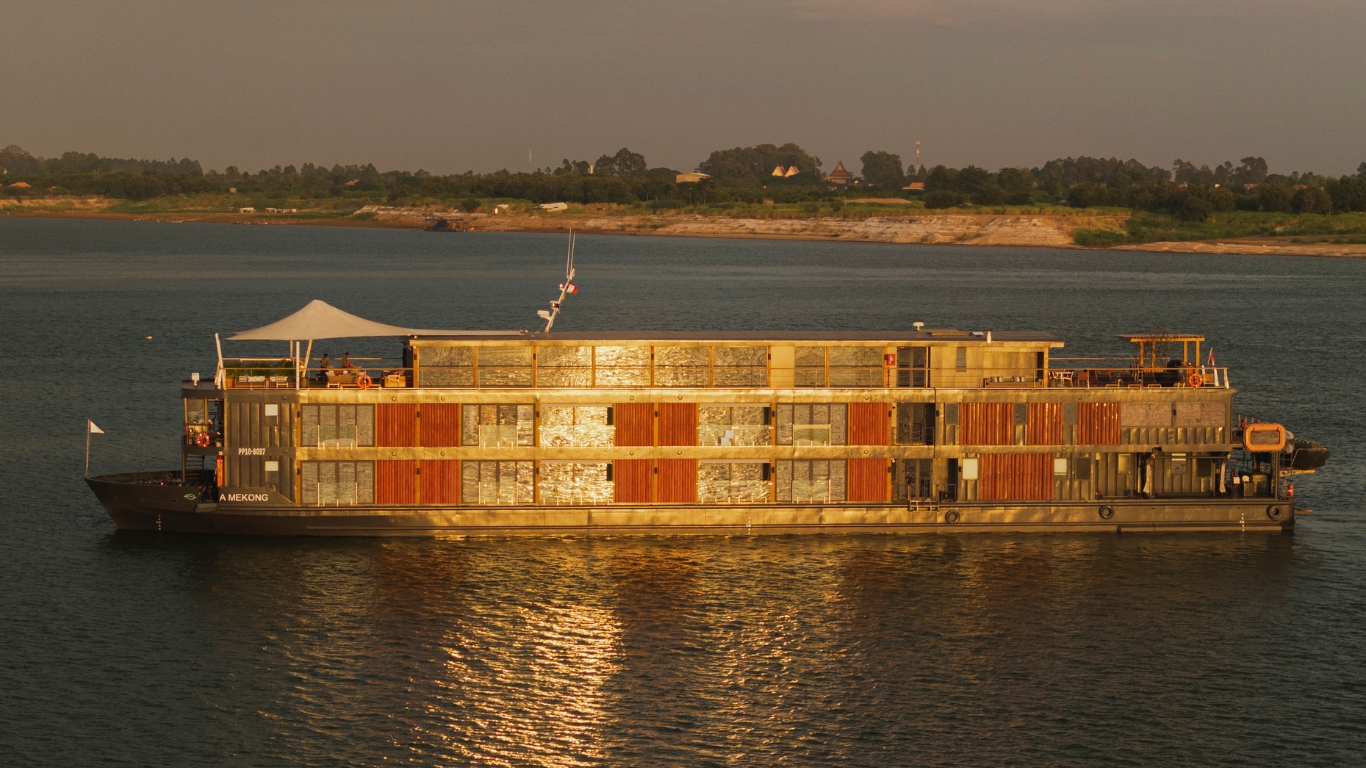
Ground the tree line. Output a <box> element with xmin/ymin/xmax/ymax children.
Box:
<box><xmin>4</xmin><ymin>142</ymin><xmax>1365</xmax><ymax>218</ymax></box>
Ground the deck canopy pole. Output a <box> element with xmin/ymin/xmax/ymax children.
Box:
<box><xmin>214</xmin><ymin>333</ymin><xmax>224</xmax><ymax>388</ymax></box>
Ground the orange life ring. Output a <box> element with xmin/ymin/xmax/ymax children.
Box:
<box><xmin>195</xmin><ymin>431</ymin><xmax>211</xmax><ymax>448</ymax></box>
<box><xmin>356</xmin><ymin>374</ymin><xmax>372</xmax><ymax>390</ymax></box>
<box><xmin>1187</xmin><ymin>372</ymin><xmax>1204</xmax><ymax>388</ymax></box>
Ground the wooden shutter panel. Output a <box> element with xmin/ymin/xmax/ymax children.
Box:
<box><xmin>979</xmin><ymin>454</ymin><xmax>1053</xmax><ymax>500</ymax></box>
<box><xmin>419</xmin><ymin>403</ymin><xmax>461</xmax><ymax>447</ymax></box>
<box><xmin>961</xmin><ymin>403</ymin><xmax>1013</xmax><ymax>445</ymax></box>
<box><xmin>848</xmin><ymin>458</ymin><xmax>889</xmax><ymax>502</ymax></box>
<box><xmin>376</xmin><ymin>403</ymin><xmax>418</xmax><ymax>447</ymax></box>
<box><xmin>656</xmin><ymin>459</ymin><xmax>697</xmax><ymax>503</ymax></box>
<box><xmin>614</xmin><ymin>403</ymin><xmax>654</xmax><ymax>447</ymax></box>
<box><xmin>613</xmin><ymin>459</ymin><xmax>653</xmax><ymax>503</ymax></box>
<box><xmin>1026</xmin><ymin>403</ymin><xmax>1064</xmax><ymax>446</ymax></box>
<box><xmin>658</xmin><ymin>403</ymin><xmax>698</xmax><ymax>446</ymax></box>
<box><xmin>1077</xmin><ymin>403</ymin><xmax>1121</xmax><ymax>445</ymax></box>
<box><xmin>420</xmin><ymin>460</ymin><xmax>460</xmax><ymax>504</ymax></box>
<box><xmin>848</xmin><ymin>402</ymin><xmax>890</xmax><ymax>445</ymax></box>
<box><xmin>376</xmin><ymin>459</ymin><xmax>417</xmax><ymax>504</ymax></box>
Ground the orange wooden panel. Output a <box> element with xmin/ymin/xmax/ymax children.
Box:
<box><xmin>615</xmin><ymin>402</ymin><xmax>655</xmax><ymax>447</ymax></box>
<box><xmin>376</xmin><ymin>403</ymin><xmax>417</xmax><ymax>447</ymax></box>
<box><xmin>979</xmin><ymin>453</ymin><xmax>1053</xmax><ymax>501</ymax></box>
<box><xmin>656</xmin><ymin>459</ymin><xmax>697</xmax><ymax>503</ymax></box>
<box><xmin>1078</xmin><ymin>402</ymin><xmax>1121</xmax><ymax>445</ymax></box>
<box><xmin>420</xmin><ymin>460</ymin><xmax>460</xmax><ymax>504</ymax></box>
<box><xmin>1026</xmin><ymin>403</ymin><xmax>1064</xmax><ymax>446</ymax></box>
<box><xmin>961</xmin><ymin>402</ymin><xmax>1013</xmax><ymax>446</ymax></box>
<box><xmin>658</xmin><ymin>403</ymin><xmax>698</xmax><ymax>447</ymax></box>
<box><xmin>614</xmin><ymin>459</ymin><xmax>653</xmax><ymax>503</ymax></box>
<box><xmin>848</xmin><ymin>402</ymin><xmax>890</xmax><ymax>446</ymax></box>
<box><xmin>848</xmin><ymin>458</ymin><xmax>889</xmax><ymax>502</ymax></box>
<box><xmin>419</xmin><ymin>403</ymin><xmax>461</xmax><ymax>447</ymax></box>
<box><xmin>376</xmin><ymin>459</ymin><xmax>417</xmax><ymax>504</ymax></box>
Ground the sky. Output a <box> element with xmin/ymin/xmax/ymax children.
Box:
<box><xmin>2</xmin><ymin>1</ymin><xmax>1364</xmax><ymax>177</ymax></box>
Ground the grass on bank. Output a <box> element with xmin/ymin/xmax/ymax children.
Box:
<box><xmin>1075</xmin><ymin>211</ymin><xmax>1366</xmax><ymax>247</ymax></box>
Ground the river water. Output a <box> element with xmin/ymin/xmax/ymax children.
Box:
<box><xmin>1</xmin><ymin>218</ymin><xmax>1363</xmax><ymax>766</ymax></box>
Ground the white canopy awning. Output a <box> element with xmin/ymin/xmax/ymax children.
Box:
<box><xmin>227</xmin><ymin>300</ymin><xmax>522</xmax><ymax>340</ymax></box>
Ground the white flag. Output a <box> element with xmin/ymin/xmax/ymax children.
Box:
<box><xmin>88</xmin><ymin>420</ymin><xmax>105</xmax><ymax>434</ymax></box>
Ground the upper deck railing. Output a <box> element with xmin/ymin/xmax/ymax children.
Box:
<box><xmin>215</xmin><ymin>355</ymin><xmax>1230</xmax><ymax>391</ymax></box>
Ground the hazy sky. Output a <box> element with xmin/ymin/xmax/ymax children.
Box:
<box><xmin>3</xmin><ymin>1</ymin><xmax>1364</xmax><ymax>176</ymax></box>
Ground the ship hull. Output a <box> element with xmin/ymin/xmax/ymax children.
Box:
<box><xmin>88</xmin><ymin>472</ymin><xmax>1295</xmax><ymax>536</ymax></box>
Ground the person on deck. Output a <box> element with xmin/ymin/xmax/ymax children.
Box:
<box><xmin>316</xmin><ymin>353</ymin><xmax>331</xmax><ymax>385</ymax></box>
<box><xmin>341</xmin><ymin>352</ymin><xmax>354</xmax><ymax>369</ymax></box>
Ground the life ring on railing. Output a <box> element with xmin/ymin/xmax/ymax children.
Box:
<box><xmin>1287</xmin><ymin>483</ymin><xmax>1295</xmax><ymax>499</ymax></box>
<box><xmin>195</xmin><ymin>432</ymin><xmax>211</xmax><ymax>448</ymax></box>
<box><xmin>1187</xmin><ymin>372</ymin><xmax>1204</xmax><ymax>388</ymax></box>
<box><xmin>1266</xmin><ymin>505</ymin><xmax>1284</xmax><ymax>521</ymax></box>
<box><xmin>1099</xmin><ymin>505</ymin><xmax>1115</xmax><ymax>520</ymax></box>
<box><xmin>356</xmin><ymin>374</ymin><xmax>372</xmax><ymax>390</ymax></box>
<box><xmin>944</xmin><ymin>510</ymin><xmax>960</xmax><ymax>524</ymax></box>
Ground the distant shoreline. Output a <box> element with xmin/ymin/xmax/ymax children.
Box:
<box><xmin>6</xmin><ymin>207</ymin><xmax>1366</xmax><ymax>258</ymax></box>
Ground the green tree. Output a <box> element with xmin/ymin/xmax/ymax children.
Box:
<box><xmin>594</xmin><ymin>148</ymin><xmax>647</xmax><ymax>178</ymax></box>
<box><xmin>1258</xmin><ymin>181</ymin><xmax>1293</xmax><ymax>212</ymax></box>
<box><xmin>859</xmin><ymin>150</ymin><xmax>905</xmax><ymax>189</ymax></box>
<box><xmin>697</xmin><ymin>143</ymin><xmax>821</xmax><ymax>187</ymax></box>
<box><xmin>1292</xmin><ymin>186</ymin><xmax>1333</xmax><ymax>215</ymax></box>
<box><xmin>923</xmin><ymin>190</ymin><xmax>963</xmax><ymax>209</ymax></box>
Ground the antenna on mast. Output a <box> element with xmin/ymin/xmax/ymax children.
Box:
<box><xmin>537</xmin><ymin>230</ymin><xmax>578</xmax><ymax>332</ymax></box>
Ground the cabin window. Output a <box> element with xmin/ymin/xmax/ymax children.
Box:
<box><xmin>537</xmin><ymin>346</ymin><xmax>592</xmax><ymax>387</ymax></box>
<box><xmin>594</xmin><ymin>346</ymin><xmax>651</xmax><ymax>387</ymax></box>
<box><xmin>776</xmin><ymin>403</ymin><xmax>848</xmax><ymax>446</ymax></box>
<box><xmin>654</xmin><ymin>346</ymin><xmax>709</xmax><ymax>387</ymax></box>
<box><xmin>794</xmin><ymin>346</ymin><xmax>826</xmax><ymax>387</ymax></box>
<box><xmin>461</xmin><ymin>404</ymin><xmax>534</xmax><ymax>447</ymax></box>
<box><xmin>955</xmin><ymin>347</ymin><xmax>967</xmax><ymax>371</ymax></box>
<box><xmin>1054</xmin><ymin>457</ymin><xmax>1069</xmax><ymax>476</ymax></box>
<box><xmin>538</xmin><ymin>461</ymin><xmax>614</xmax><ymax>505</ymax></box>
<box><xmin>300</xmin><ymin>461</ymin><xmax>374</xmax><ymax>505</ymax></box>
<box><xmin>699</xmin><ymin>406</ymin><xmax>771</xmax><ymax>446</ymax></box>
<box><xmin>301</xmin><ymin>404</ymin><xmax>374</xmax><ymax>448</ymax></box>
<box><xmin>776</xmin><ymin>460</ymin><xmax>846</xmax><ymax>503</ymax></box>
<box><xmin>698</xmin><ymin>461</ymin><xmax>770</xmax><ymax>503</ymax></box>
<box><xmin>1171</xmin><ymin>454</ymin><xmax>1188</xmax><ymax>475</ymax></box>
<box><xmin>538</xmin><ymin>406</ymin><xmax>613</xmax><ymax>447</ymax></box>
<box><xmin>894</xmin><ymin>403</ymin><xmax>936</xmax><ymax>445</ymax></box>
<box><xmin>418</xmin><ymin>346</ymin><xmax>474</xmax><ymax>388</ymax></box>
<box><xmin>896</xmin><ymin>347</ymin><xmax>930</xmax><ymax>387</ymax></box>
<box><xmin>828</xmin><ymin>346</ymin><xmax>883</xmax><ymax>388</ymax></box>
<box><xmin>961</xmin><ymin>457</ymin><xmax>979</xmax><ymax>480</ymax></box>
<box><xmin>477</xmin><ymin>346</ymin><xmax>533</xmax><ymax>387</ymax></box>
<box><xmin>186</xmin><ymin>399</ymin><xmax>208</xmax><ymax>425</ymax></box>
<box><xmin>712</xmin><ymin>347</ymin><xmax>768</xmax><ymax>387</ymax></box>
<box><xmin>461</xmin><ymin>461</ymin><xmax>533</xmax><ymax>505</ymax></box>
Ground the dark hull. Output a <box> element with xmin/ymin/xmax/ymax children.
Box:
<box><xmin>89</xmin><ymin>472</ymin><xmax>1295</xmax><ymax>536</ymax></box>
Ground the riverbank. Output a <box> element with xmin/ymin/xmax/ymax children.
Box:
<box><xmin>6</xmin><ymin>198</ymin><xmax>1366</xmax><ymax>257</ymax></box>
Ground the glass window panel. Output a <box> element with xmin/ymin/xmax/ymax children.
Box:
<box><xmin>301</xmin><ymin>405</ymin><xmax>319</xmax><ymax>447</ymax></box>
<box><xmin>595</xmin><ymin>367</ymin><xmax>650</xmax><ymax>387</ymax></box>
<box><xmin>655</xmin><ymin>347</ymin><xmax>708</xmax><ymax>367</ymax></box>
<box><xmin>828</xmin><ymin>367</ymin><xmax>882</xmax><ymax>388</ymax></box>
<box><xmin>538</xmin><ymin>462</ymin><xmax>613</xmax><ymax>505</ymax></box>
<box><xmin>421</xmin><ymin>346</ymin><xmax>473</xmax><ymax>367</ymax></box>
<box><xmin>794</xmin><ymin>347</ymin><xmax>826</xmax><ymax>367</ymax></box>
<box><xmin>793</xmin><ymin>424</ymin><xmax>831</xmax><ymax>446</ymax></box>
<box><xmin>301</xmin><ymin>462</ymin><xmax>319</xmax><ymax>505</ymax></box>
<box><xmin>713</xmin><ymin>367</ymin><xmax>767</xmax><ymax>387</ymax></box>
<box><xmin>538</xmin><ymin>367</ymin><xmax>592</xmax><ymax>387</ymax></box>
<box><xmin>356</xmin><ymin>462</ymin><xmax>374</xmax><ymax>504</ymax></box>
<box><xmin>420</xmin><ymin>368</ymin><xmax>474</xmax><ymax>388</ymax></box>
<box><xmin>699</xmin><ymin>406</ymin><xmax>770</xmax><ymax>446</ymax></box>
<box><xmin>700</xmin><ymin>462</ymin><xmax>769</xmax><ymax>504</ymax></box>
<box><xmin>338</xmin><ymin>405</ymin><xmax>357</xmax><ymax>447</ymax></box>
<box><xmin>595</xmin><ymin>346</ymin><xmax>649</xmax><ymax>367</ymax></box>
<box><xmin>461</xmin><ymin>462</ymin><xmax>480</xmax><ymax>504</ymax></box>
<box><xmin>320</xmin><ymin>405</ymin><xmax>338</xmax><ymax>446</ymax></box>
<box><xmin>712</xmin><ymin>347</ymin><xmax>767</xmax><ymax>367</ymax></box>
<box><xmin>478</xmin><ymin>367</ymin><xmax>533</xmax><ymax>387</ymax></box>
<box><xmin>829</xmin><ymin>346</ymin><xmax>882</xmax><ymax>367</ymax></box>
<box><xmin>776</xmin><ymin>460</ymin><xmax>793</xmax><ymax>501</ymax></box>
<box><xmin>538</xmin><ymin>346</ymin><xmax>592</xmax><ymax>367</ymax></box>
<box><xmin>356</xmin><ymin>405</ymin><xmax>374</xmax><ymax>446</ymax></box>
<box><xmin>338</xmin><ymin>462</ymin><xmax>356</xmax><ymax>504</ymax></box>
<box><xmin>186</xmin><ymin>399</ymin><xmax>207</xmax><ymax>424</ymax></box>
<box><xmin>795</xmin><ymin>368</ymin><xmax>825</xmax><ymax>388</ymax></box>
<box><xmin>480</xmin><ymin>347</ymin><xmax>533</xmax><ymax>367</ymax></box>
<box><xmin>654</xmin><ymin>367</ymin><xmax>709</xmax><ymax>387</ymax></box>
<box><xmin>320</xmin><ymin>462</ymin><xmax>338</xmax><ymax>505</ymax></box>
<box><xmin>539</xmin><ymin>406</ymin><xmax>613</xmax><ymax>447</ymax></box>
<box><xmin>516</xmin><ymin>405</ymin><xmax>535</xmax><ymax>446</ymax></box>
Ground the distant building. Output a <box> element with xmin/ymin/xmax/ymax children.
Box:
<box><xmin>239</xmin><ymin>207</ymin><xmax>255</xmax><ymax>213</ymax></box>
<box><xmin>538</xmin><ymin>202</ymin><xmax>569</xmax><ymax>212</ymax></box>
<box><xmin>784</xmin><ymin>166</ymin><xmax>799</xmax><ymax>177</ymax></box>
<box><xmin>771</xmin><ymin>165</ymin><xmax>785</xmax><ymax>177</ymax></box>
<box><xmin>1244</xmin><ymin>183</ymin><xmax>1259</xmax><ymax>191</ymax></box>
<box><xmin>825</xmin><ymin>162</ymin><xmax>853</xmax><ymax>186</ymax></box>
<box><xmin>8</xmin><ymin>181</ymin><xmax>31</xmax><ymax>189</ymax></box>
<box><xmin>676</xmin><ymin>172</ymin><xmax>710</xmax><ymax>183</ymax></box>
<box><xmin>903</xmin><ymin>182</ymin><xmax>925</xmax><ymax>191</ymax></box>
<box><xmin>345</xmin><ymin>179</ymin><xmax>359</xmax><ymax>186</ymax></box>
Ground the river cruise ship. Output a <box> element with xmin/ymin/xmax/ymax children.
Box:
<box><xmin>86</xmin><ymin>300</ymin><xmax>1327</xmax><ymax>536</ymax></box>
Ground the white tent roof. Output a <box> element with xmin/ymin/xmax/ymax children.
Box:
<box><xmin>228</xmin><ymin>300</ymin><xmax>522</xmax><ymax>340</ymax></box>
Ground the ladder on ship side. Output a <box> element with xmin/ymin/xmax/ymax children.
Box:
<box><xmin>183</xmin><ymin>453</ymin><xmax>209</xmax><ymax>486</ymax></box>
